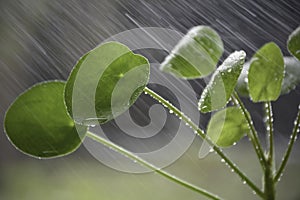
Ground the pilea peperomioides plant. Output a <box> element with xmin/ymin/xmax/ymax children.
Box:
<box><xmin>4</xmin><ymin>25</ymin><xmax>300</xmax><ymax>200</ymax></box>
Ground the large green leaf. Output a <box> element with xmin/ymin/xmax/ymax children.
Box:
<box><xmin>65</xmin><ymin>42</ymin><xmax>150</xmax><ymax>125</ymax></box>
<box><xmin>248</xmin><ymin>42</ymin><xmax>284</xmax><ymax>102</ymax></box>
<box><xmin>198</xmin><ymin>51</ymin><xmax>246</xmax><ymax>113</ymax></box>
<box><xmin>288</xmin><ymin>26</ymin><xmax>300</xmax><ymax>61</ymax></box>
<box><xmin>236</xmin><ymin>57</ymin><xmax>300</xmax><ymax>97</ymax></box>
<box><xmin>206</xmin><ymin>107</ymin><xmax>249</xmax><ymax>147</ymax></box>
<box><xmin>160</xmin><ymin>26</ymin><xmax>223</xmax><ymax>79</ymax></box>
<box><xmin>4</xmin><ymin>81</ymin><xmax>86</xmax><ymax>158</ymax></box>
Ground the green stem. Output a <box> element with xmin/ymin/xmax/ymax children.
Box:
<box><xmin>263</xmin><ymin>102</ymin><xmax>275</xmax><ymax>200</ymax></box>
<box><xmin>86</xmin><ymin>131</ymin><xmax>222</xmax><ymax>200</ymax></box>
<box><xmin>144</xmin><ymin>87</ymin><xmax>264</xmax><ymax>198</ymax></box>
<box><xmin>275</xmin><ymin>105</ymin><xmax>300</xmax><ymax>183</ymax></box>
<box><xmin>265</xmin><ymin>102</ymin><xmax>274</xmax><ymax>168</ymax></box>
<box><xmin>264</xmin><ymin>159</ymin><xmax>275</xmax><ymax>200</ymax></box>
<box><xmin>232</xmin><ymin>91</ymin><xmax>267</xmax><ymax>169</ymax></box>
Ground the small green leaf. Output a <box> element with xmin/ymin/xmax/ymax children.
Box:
<box><xmin>288</xmin><ymin>26</ymin><xmax>300</xmax><ymax>61</ymax></box>
<box><xmin>199</xmin><ymin>51</ymin><xmax>246</xmax><ymax>113</ymax></box>
<box><xmin>160</xmin><ymin>26</ymin><xmax>223</xmax><ymax>79</ymax></box>
<box><xmin>207</xmin><ymin>107</ymin><xmax>249</xmax><ymax>147</ymax></box>
<box><xmin>236</xmin><ymin>57</ymin><xmax>300</xmax><ymax>97</ymax></box>
<box><xmin>65</xmin><ymin>42</ymin><xmax>150</xmax><ymax>125</ymax></box>
<box><xmin>4</xmin><ymin>81</ymin><xmax>86</xmax><ymax>158</ymax></box>
<box><xmin>248</xmin><ymin>42</ymin><xmax>284</xmax><ymax>102</ymax></box>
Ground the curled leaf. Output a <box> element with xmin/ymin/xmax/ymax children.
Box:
<box><xmin>199</xmin><ymin>51</ymin><xmax>246</xmax><ymax>113</ymax></box>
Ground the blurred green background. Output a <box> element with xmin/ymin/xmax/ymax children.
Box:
<box><xmin>0</xmin><ymin>0</ymin><xmax>300</xmax><ymax>199</ymax></box>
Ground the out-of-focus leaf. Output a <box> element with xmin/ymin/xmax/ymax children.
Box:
<box><xmin>288</xmin><ymin>26</ymin><xmax>300</xmax><ymax>61</ymax></box>
<box><xmin>207</xmin><ymin>107</ymin><xmax>249</xmax><ymax>147</ymax></box>
<box><xmin>279</xmin><ymin>57</ymin><xmax>300</xmax><ymax>95</ymax></box>
<box><xmin>160</xmin><ymin>26</ymin><xmax>223</xmax><ymax>79</ymax></box>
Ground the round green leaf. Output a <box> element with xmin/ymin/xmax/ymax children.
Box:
<box><xmin>236</xmin><ymin>57</ymin><xmax>300</xmax><ymax>97</ymax></box>
<box><xmin>288</xmin><ymin>26</ymin><xmax>300</xmax><ymax>61</ymax></box>
<box><xmin>198</xmin><ymin>51</ymin><xmax>246</xmax><ymax>113</ymax></box>
<box><xmin>65</xmin><ymin>42</ymin><xmax>150</xmax><ymax>125</ymax></box>
<box><xmin>207</xmin><ymin>107</ymin><xmax>250</xmax><ymax>147</ymax></box>
<box><xmin>160</xmin><ymin>26</ymin><xmax>223</xmax><ymax>79</ymax></box>
<box><xmin>4</xmin><ymin>81</ymin><xmax>86</xmax><ymax>158</ymax></box>
<box><xmin>248</xmin><ymin>42</ymin><xmax>284</xmax><ymax>102</ymax></box>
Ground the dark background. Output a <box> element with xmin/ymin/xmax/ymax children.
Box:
<box><xmin>0</xmin><ymin>0</ymin><xmax>299</xmax><ymax>199</ymax></box>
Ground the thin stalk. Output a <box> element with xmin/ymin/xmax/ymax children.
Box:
<box><xmin>232</xmin><ymin>91</ymin><xmax>267</xmax><ymax>169</ymax></box>
<box><xmin>144</xmin><ymin>87</ymin><xmax>264</xmax><ymax>198</ymax></box>
<box><xmin>263</xmin><ymin>102</ymin><xmax>275</xmax><ymax>200</ymax></box>
<box><xmin>265</xmin><ymin>102</ymin><xmax>274</xmax><ymax>168</ymax></box>
<box><xmin>275</xmin><ymin>105</ymin><xmax>300</xmax><ymax>183</ymax></box>
<box><xmin>86</xmin><ymin>131</ymin><xmax>222</xmax><ymax>200</ymax></box>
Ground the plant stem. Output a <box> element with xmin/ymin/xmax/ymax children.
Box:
<box><xmin>86</xmin><ymin>131</ymin><xmax>222</xmax><ymax>200</ymax></box>
<box><xmin>263</xmin><ymin>102</ymin><xmax>275</xmax><ymax>200</ymax></box>
<box><xmin>275</xmin><ymin>105</ymin><xmax>300</xmax><ymax>183</ymax></box>
<box><xmin>264</xmin><ymin>159</ymin><xmax>275</xmax><ymax>200</ymax></box>
<box><xmin>265</xmin><ymin>102</ymin><xmax>274</xmax><ymax>169</ymax></box>
<box><xmin>144</xmin><ymin>87</ymin><xmax>264</xmax><ymax>198</ymax></box>
<box><xmin>232</xmin><ymin>91</ymin><xmax>267</xmax><ymax>169</ymax></box>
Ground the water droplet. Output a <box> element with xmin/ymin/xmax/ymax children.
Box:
<box><xmin>263</xmin><ymin>116</ymin><xmax>268</xmax><ymax>122</ymax></box>
<box><xmin>252</xmin><ymin>191</ymin><xmax>256</xmax><ymax>195</ymax></box>
<box><xmin>209</xmin><ymin>148</ymin><xmax>214</xmax><ymax>153</ymax></box>
<box><xmin>169</xmin><ymin>110</ymin><xmax>174</xmax><ymax>114</ymax></box>
<box><xmin>221</xmin><ymin>159</ymin><xmax>225</xmax><ymax>163</ymax></box>
<box><xmin>243</xmin><ymin>181</ymin><xmax>246</xmax><ymax>184</ymax></box>
<box><xmin>233</xmin><ymin>142</ymin><xmax>237</xmax><ymax>146</ymax></box>
<box><xmin>144</xmin><ymin>91</ymin><xmax>148</xmax><ymax>94</ymax></box>
<box><xmin>231</xmin><ymin>169</ymin><xmax>234</xmax><ymax>172</ymax></box>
